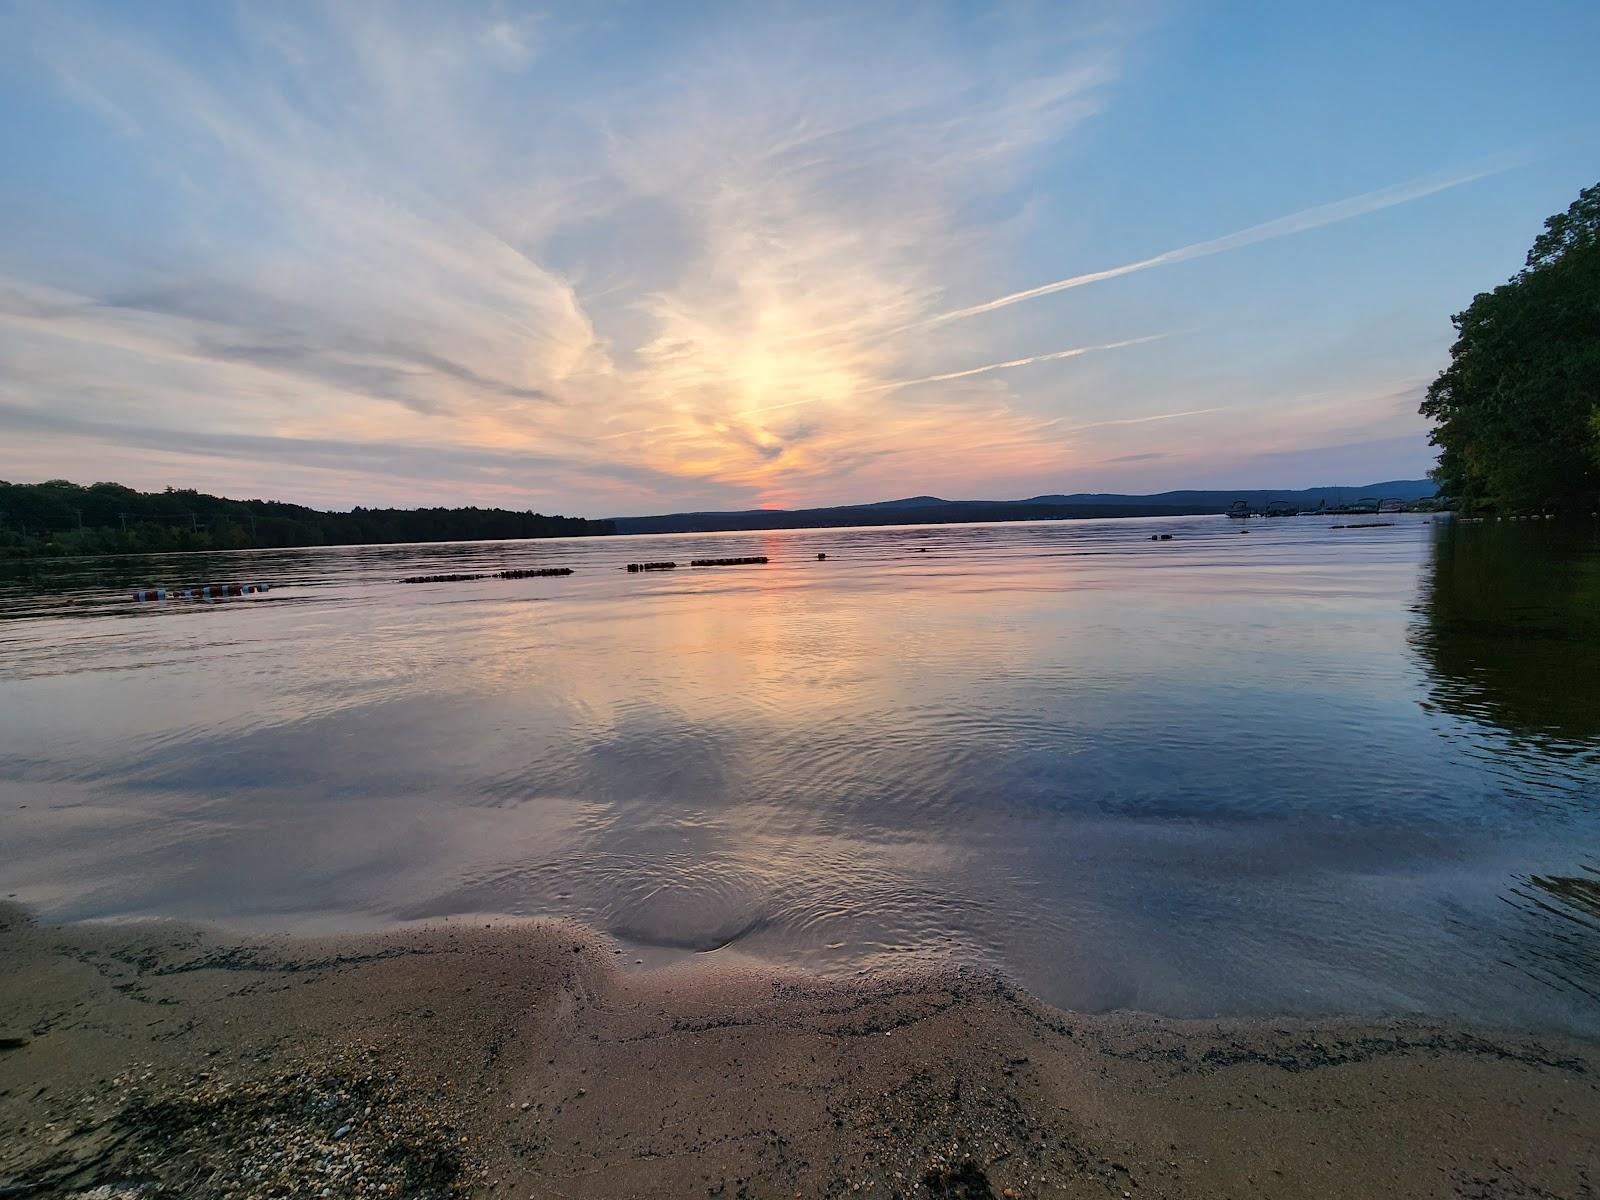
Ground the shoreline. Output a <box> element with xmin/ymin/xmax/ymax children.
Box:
<box><xmin>3</xmin><ymin>904</ymin><xmax>1596</xmax><ymax>1199</ymax></box>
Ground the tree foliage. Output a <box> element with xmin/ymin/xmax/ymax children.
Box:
<box><xmin>0</xmin><ymin>479</ymin><xmax>614</xmax><ymax>558</ymax></box>
<box><xmin>1420</xmin><ymin>182</ymin><xmax>1600</xmax><ymax>512</ymax></box>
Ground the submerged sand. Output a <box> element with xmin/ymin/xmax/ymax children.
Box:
<box><xmin>1</xmin><ymin>902</ymin><xmax>1595</xmax><ymax>1199</ymax></box>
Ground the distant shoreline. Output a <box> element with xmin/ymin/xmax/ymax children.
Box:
<box><xmin>3</xmin><ymin>903</ymin><xmax>1593</xmax><ymax>1199</ymax></box>
<box><xmin>5</xmin><ymin>477</ymin><xmax>1440</xmax><ymax>557</ymax></box>
<box><xmin>617</xmin><ymin>500</ymin><xmax>1225</xmax><ymax>535</ymax></box>
<box><xmin>610</xmin><ymin>479</ymin><xmax>1440</xmax><ymax>534</ymax></box>
<box><xmin>2</xmin><ymin>507</ymin><xmax>1453</xmax><ymax>569</ymax></box>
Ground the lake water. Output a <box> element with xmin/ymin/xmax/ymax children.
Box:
<box><xmin>2</xmin><ymin>515</ymin><xmax>1598</xmax><ymax>1033</ymax></box>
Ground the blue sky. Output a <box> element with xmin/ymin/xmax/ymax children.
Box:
<box><xmin>0</xmin><ymin>1</ymin><xmax>1595</xmax><ymax>515</ymax></box>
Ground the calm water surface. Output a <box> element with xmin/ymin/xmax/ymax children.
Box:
<box><xmin>3</xmin><ymin>515</ymin><xmax>1598</xmax><ymax>1032</ymax></box>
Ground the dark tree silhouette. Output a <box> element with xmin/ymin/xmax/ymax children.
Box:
<box><xmin>1421</xmin><ymin>182</ymin><xmax>1600</xmax><ymax>513</ymax></box>
<box><xmin>0</xmin><ymin>479</ymin><xmax>613</xmax><ymax>558</ymax></box>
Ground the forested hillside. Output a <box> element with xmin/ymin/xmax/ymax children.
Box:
<box><xmin>0</xmin><ymin>480</ymin><xmax>613</xmax><ymax>558</ymax></box>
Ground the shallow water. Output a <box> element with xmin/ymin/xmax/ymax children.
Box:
<box><xmin>2</xmin><ymin>514</ymin><xmax>1598</xmax><ymax>1032</ymax></box>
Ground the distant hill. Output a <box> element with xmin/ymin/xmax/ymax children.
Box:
<box><xmin>857</xmin><ymin>495</ymin><xmax>951</xmax><ymax>509</ymax></box>
<box><xmin>611</xmin><ymin>480</ymin><xmax>1437</xmax><ymax>535</ymax></box>
<box><xmin>1017</xmin><ymin>480</ymin><xmax>1439</xmax><ymax>508</ymax></box>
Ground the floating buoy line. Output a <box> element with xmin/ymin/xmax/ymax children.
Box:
<box><xmin>140</xmin><ymin>523</ymin><xmax>1368</xmax><ymax>601</ymax></box>
<box><xmin>399</xmin><ymin>567</ymin><xmax>574</xmax><ymax>584</ymax></box>
<box><xmin>133</xmin><ymin>556</ymin><xmax>782</xmax><ymax>597</ymax></box>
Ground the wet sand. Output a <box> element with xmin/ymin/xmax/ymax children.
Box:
<box><xmin>2</xmin><ymin>902</ymin><xmax>1596</xmax><ymax>1199</ymax></box>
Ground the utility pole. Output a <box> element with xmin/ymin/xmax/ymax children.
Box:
<box><xmin>118</xmin><ymin>512</ymin><xmax>129</xmax><ymax>533</ymax></box>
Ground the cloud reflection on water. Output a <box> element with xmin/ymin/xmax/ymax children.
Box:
<box><xmin>1</xmin><ymin>517</ymin><xmax>1598</xmax><ymax>1031</ymax></box>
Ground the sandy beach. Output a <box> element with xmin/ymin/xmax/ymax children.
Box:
<box><xmin>2</xmin><ymin>902</ymin><xmax>1595</xmax><ymax>1199</ymax></box>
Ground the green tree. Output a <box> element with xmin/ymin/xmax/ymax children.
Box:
<box><xmin>1420</xmin><ymin>182</ymin><xmax>1600</xmax><ymax>513</ymax></box>
<box><xmin>0</xmin><ymin>478</ymin><xmax>616</xmax><ymax>558</ymax></box>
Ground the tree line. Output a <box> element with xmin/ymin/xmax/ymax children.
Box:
<box><xmin>0</xmin><ymin>480</ymin><xmax>615</xmax><ymax>558</ymax></box>
<box><xmin>1422</xmin><ymin>181</ymin><xmax>1600</xmax><ymax>514</ymax></box>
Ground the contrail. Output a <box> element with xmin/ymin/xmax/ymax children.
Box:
<box><xmin>926</xmin><ymin>158</ymin><xmax>1519</xmax><ymax>327</ymax></box>
<box><xmin>868</xmin><ymin>333</ymin><xmax>1164</xmax><ymax>393</ymax></box>
<box><xmin>1056</xmin><ymin>406</ymin><xmax>1227</xmax><ymax>433</ymax></box>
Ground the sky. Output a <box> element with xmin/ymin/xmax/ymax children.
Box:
<box><xmin>0</xmin><ymin>2</ymin><xmax>1596</xmax><ymax>516</ymax></box>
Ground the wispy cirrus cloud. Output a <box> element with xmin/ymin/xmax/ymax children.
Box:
<box><xmin>0</xmin><ymin>2</ymin><xmax>1509</xmax><ymax>512</ymax></box>
<box><xmin>0</xmin><ymin>2</ymin><xmax>1153</xmax><ymax>510</ymax></box>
